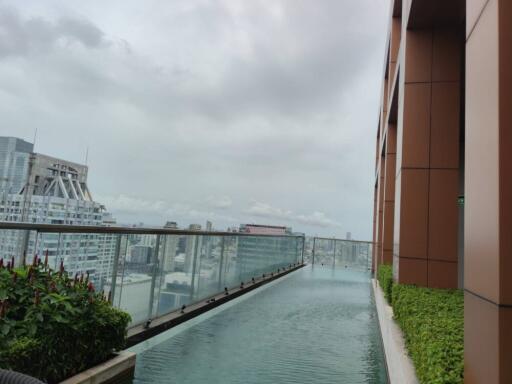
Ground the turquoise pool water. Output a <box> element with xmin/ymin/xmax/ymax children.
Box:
<box><xmin>129</xmin><ymin>266</ymin><xmax>388</xmax><ymax>384</ymax></box>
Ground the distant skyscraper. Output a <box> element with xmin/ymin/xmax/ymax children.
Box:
<box><xmin>204</xmin><ymin>220</ymin><xmax>213</xmax><ymax>259</ymax></box>
<box><xmin>0</xmin><ymin>136</ymin><xmax>116</xmax><ymax>287</ymax></box>
<box><xmin>184</xmin><ymin>224</ymin><xmax>201</xmax><ymax>273</ymax></box>
<box><xmin>0</xmin><ymin>137</ymin><xmax>33</xmax><ymax>195</ymax></box>
<box><xmin>237</xmin><ymin>224</ymin><xmax>297</xmax><ymax>279</ymax></box>
<box><xmin>162</xmin><ymin>221</ymin><xmax>178</xmax><ymax>272</ymax></box>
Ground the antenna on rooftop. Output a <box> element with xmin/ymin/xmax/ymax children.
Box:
<box><xmin>32</xmin><ymin>128</ymin><xmax>38</xmax><ymax>151</ymax></box>
<box><xmin>85</xmin><ymin>146</ymin><xmax>89</xmax><ymax>165</ymax></box>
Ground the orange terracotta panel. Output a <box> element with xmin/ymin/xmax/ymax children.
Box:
<box><xmin>398</xmin><ymin>169</ymin><xmax>429</xmax><ymax>259</ymax></box>
<box><xmin>387</xmin><ymin>124</ymin><xmax>397</xmax><ymax>154</ymax></box>
<box><xmin>464</xmin><ymin>292</ymin><xmax>499</xmax><ymax>384</ymax></box>
<box><xmin>432</xmin><ymin>28</ymin><xmax>462</xmax><ymax>82</ymax></box>
<box><xmin>465</xmin><ymin>0</ymin><xmax>500</xmax><ymax>303</ymax></box>
<box><xmin>397</xmin><ymin>257</ymin><xmax>427</xmax><ymax>286</ymax></box>
<box><xmin>499</xmin><ymin>306</ymin><xmax>512</xmax><ymax>382</ymax></box>
<box><xmin>388</xmin><ymin>62</ymin><xmax>397</xmax><ymax>95</ymax></box>
<box><xmin>384</xmin><ymin>154</ymin><xmax>396</xmax><ymax>201</ymax></box>
<box><xmin>383</xmin><ymin>201</ymin><xmax>395</xmax><ymax>253</ymax></box>
<box><xmin>428</xmin><ymin>260</ymin><xmax>457</xmax><ymax>289</ymax></box>
<box><xmin>430</xmin><ymin>82</ymin><xmax>460</xmax><ymax>169</ymax></box>
<box><xmin>393</xmin><ymin>171</ymin><xmax>401</xmax><ymax>254</ymax></box>
<box><xmin>428</xmin><ymin>169</ymin><xmax>459</xmax><ymax>262</ymax></box>
<box><xmin>382</xmin><ymin>249</ymin><xmax>393</xmax><ymax>265</ymax></box>
<box><xmin>402</xmin><ymin>83</ymin><xmax>431</xmax><ymax>168</ymax></box>
<box><xmin>405</xmin><ymin>29</ymin><xmax>432</xmax><ymax>83</ymax></box>
<box><xmin>390</xmin><ymin>17</ymin><xmax>401</xmax><ymax>63</ymax></box>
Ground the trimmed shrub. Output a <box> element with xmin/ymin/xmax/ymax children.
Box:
<box><xmin>0</xmin><ymin>256</ymin><xmax>131</xmax><ymax>383</ymax></box>
<box><xmin>377</xmin><ymin>264</ymin><xmax>393</xmax><ymax>304</ymax></box>
<box><xmin>392</xmin><ymin>284</ymin><xmax>464</xmax><ymax>384</ymax></box>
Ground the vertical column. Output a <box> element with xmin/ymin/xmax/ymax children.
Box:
<box><xmin>371</xmin><ymin>185</ymin><xmax>378</xmax><ymax>272</ymax></box>
<box><xmin>394</xmin><ymin>24</ymin><xmax>460</xmax><ymax>288</ymax></box>
<box><xmin>465</xmin><ymin>0</ymin><xmax>512</xmax><ymax>382</ymax></box>
<box><xmin>381</xmin><ymin>125</ymin><xmax>397</xmax><ymax>265</ymax></box>
<box><xmin>375</xmin><ymin>156</ymin><xmax>385</xmax><ymax>270</ymax></box>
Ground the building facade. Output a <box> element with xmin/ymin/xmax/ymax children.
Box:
<box><xmin>237</xmin><ymin>224</ymin><xmax>298</xmax><ymax>281</ymax></box>
<box><xmin>372</xmin><ymin>1</ymin><xmax>512</xmax><ymax>382</ymax></box>
<box><xmin>0</xmin><ymin>136</ymin><xmax>117</xmax><ymax>288</ymax></box>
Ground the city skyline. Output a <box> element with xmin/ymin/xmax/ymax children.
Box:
<box><xmin>0</xmin><ymin>0</ymin><xmax>389</xmax><ymax>240</ymax></box>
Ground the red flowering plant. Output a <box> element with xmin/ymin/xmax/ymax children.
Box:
<box><xmin>0</xmin><ymin>253</ymin><xmax>131</xmax><ymax>383</ymax></box>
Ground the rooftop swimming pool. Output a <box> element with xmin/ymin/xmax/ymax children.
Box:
<box><xmin>128</xmin><ymin>266</ymin><xmax>388</xmax><ymax>384</ymax></box>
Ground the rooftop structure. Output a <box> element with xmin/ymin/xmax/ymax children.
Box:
<box><xmin>0</xmin><ymin>136</ymin><xmax>116</xmax><ymax>287</ymax></box>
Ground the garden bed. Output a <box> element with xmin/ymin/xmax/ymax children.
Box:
<box><xmin>377</xmin><ymin>265</ymin><xmax>464</xmax><ymax>384</ymax></box>
<box><xmin>0</xmin><ymin>255</ymin><xmax>131</xmax><ymax>383</ymax></box>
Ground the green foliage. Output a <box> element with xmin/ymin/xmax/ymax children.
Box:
<box><xmin>0</xmin><ymin>257</ymin><xmax>131</xmax><ymax>383</ymax></box>
<box><xmin>377</xmin><ymin>264</ymin><xmax>393</xmax><ymax>304</ymax></box>
<box><xmin>391</xmin><ymin>284</ymin><xmax>464</xmax><ymax>384</ymax></box>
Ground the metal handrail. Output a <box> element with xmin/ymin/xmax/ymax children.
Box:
<box><xmin>312</xmin><ymin>236</ymin><xmax>373</xmax><ymax>244</ymax></box>
<box><xmin>0</xmin><ymin>221</ymin><xmax>304</xmax><ymax>238</ymax></box>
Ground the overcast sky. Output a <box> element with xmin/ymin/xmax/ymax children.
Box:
<box><xmin>0</xmin><ymin>0</ymin><xmax>389</xmax><ymax>239</ymax></box>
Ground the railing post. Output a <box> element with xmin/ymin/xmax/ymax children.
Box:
<box><xmin>333</xmin><ymin>239</ymin><xmax>336</xmax><ymax>268</ymax></box>
<box><xmin>189</xmin><ymin>235</ymin><xmax>200</xmax><ymax>301</ymax></box>
<box><xmin>147</xmin><ymin>234</ymin><xmax>161</xmax><ymax>320</ymax></box>
<box><xmin>301</xmin><ymin>236</ymin><xmax>305</xmax><ymax>264</ymax></box>
<box><xmin>56</xmin><ymin>232</ymin><xmax>62</xmax><ymax>270</ymax></box>
<box><xmin>312</xmin><ymin>237</ymin><xmax>316</xmax><ymax>265</ymax></box>
<box><xmin>33</xmin><ymin>230</ymin><xmax>39</xmax><ymax>257</ymax></box>
<box><xmin>109</xmin><ymin>234</ymin><xmax>122</xmax><ymax>305</ymax></box>
<box><xmin>218</xmin><ymin>236</ymin><xmax>225</xmax><ymax>290</ymax></box>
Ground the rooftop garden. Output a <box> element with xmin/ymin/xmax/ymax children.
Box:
<box><xmin>0</xmin><ymin>254</ymin><xmax>131</xmax><ymax>383</ymax></box>
<box><xmin>377</xmin><ymin>265</ymin><xmax>464</xmax><ymax>384</ymax></box>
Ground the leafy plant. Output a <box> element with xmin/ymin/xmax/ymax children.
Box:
<box><xmin>377</xmin><ymin>264</ymin><xmax>393</xmax><ymax>304</ymax></box>
<box><xmin>0</xmin><ymin>255</ymin><xmax>131</xmax><ymax>383</ymax></box>
<box><xmin>391</xmin><ymin>284</ymin><xmax>463</xmax><ymax>384</ymax></box>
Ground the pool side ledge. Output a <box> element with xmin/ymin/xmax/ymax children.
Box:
<box><xmin>59</xmin><ymin>351</ymin><xmax>136</xmax><ymax>384</ymax></box>
<box><xmin>372</xmin><ymin>279</ymin><xmax>419</xmax><ymax>384</ymax></box>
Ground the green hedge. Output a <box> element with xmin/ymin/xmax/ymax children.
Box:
<box><xmin>391</xmin><ymin>284</ymin><xmax>464</xmax><ymax>384</ymax></box>
<box><xmin>377</xmin><ymin>264</ymin><xmax>393</xmax><ymax>304</ymax></box>
<box><xmin>0</xmin><ymin>256</ymin><xmax>131</xmax><ymax>383</ymax></box>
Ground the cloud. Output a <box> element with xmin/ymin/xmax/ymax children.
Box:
<box><xmin>244</xmin><ymin>200</ymin><xmax>340</xmax><ymax>228</ymax></box>
<box><xmin>204</xmin><ymin>195</ymin><xmax>232</xmax><ymax>210</ymax></box>
<box><xmin>96</xmin><ymin>194</ymin><xmax>166</xmax><ymax>215</ymax></box>
<box><xmin>0</xmin><ymin>5</ymin><xmax>107</xmax><ymax>58</ymax></box>
<box><xmin>95</xmin><ymin>194</ymin><xmax>239</xmax><ymax>227</ymax></box>
<box><xmin>0</xmin><ymin>0</ymin><xmax>389</xmax><ymax>239</ymax></box>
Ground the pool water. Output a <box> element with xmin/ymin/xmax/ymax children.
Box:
<box><xmin>129</xmin><ymin>266</ymin><xmax>388</xmax><ymax>384</ymax></box>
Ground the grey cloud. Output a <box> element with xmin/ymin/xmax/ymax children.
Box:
<box><xmin>244</xmin><ymin>201</ymin><xmax>341</xmax><ymax>229</ymax></box>
<box><xmin>1</xmin><ymin>0</ymin><xmax>389</xmax><ymax>238</ymax></box>
<box><xmin>0</xmin><ymin>5</ymin><xmax>107</xmax><ymax>58</ymax></box>
<box><xmin>56</xmin><ymin>18</ymin><xmax>106</xmax><ymax>48</ymax></box>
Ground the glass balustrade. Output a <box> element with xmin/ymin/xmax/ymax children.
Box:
<box><xmin>0</xmin><ymin>225</ymin><xmax>305</xmax><ymax>327</ymax></box>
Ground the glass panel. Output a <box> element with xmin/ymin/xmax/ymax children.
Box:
<box><xmin>0</xmin><ymin>227</ymin><xmax>305</xmax><ymax>325</ymax></box>
<box><xmin>154</xmin><ymin>234</ymin><xmax>193</xmax><ymax>317</ymax></box>
<box><xmin>111</xmin><ymin>233</ymin><xmax>157</xmax><ymax>326</ymax></box>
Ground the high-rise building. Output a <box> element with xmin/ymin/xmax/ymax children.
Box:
<box><xmin>236</xmin><ymin>224</ymin><xmax>297</xmax><ymax>281</ymax></box>
<box><xmin>373</xmin><ymin>1</ymin><xmax>512</xmax><ymax>380</ymax></box>
<box><xmin>184</xmin><ymin>224</ymin><xmax>201</xmax><ymax>273</ymax></box>
<box><xmin>0</xmin><ymin>137</ymin><xmax>33</xmax><ymax>195</ymax></box>
<box><xmin>162</xmin><ymin>221</ymin><xmax>178</xmax><ymax>272</ymax></box>
<box><xmin>0</xmin><ymin>136</ymin><xmax>116</xmax><ymax>287</ymax></box>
